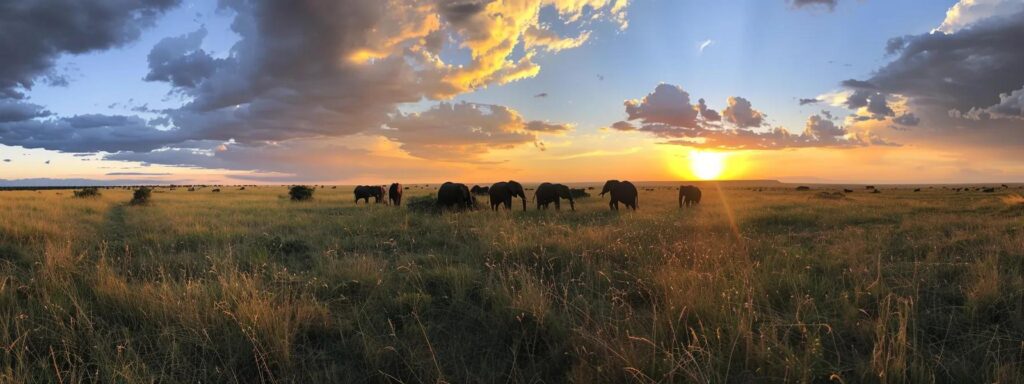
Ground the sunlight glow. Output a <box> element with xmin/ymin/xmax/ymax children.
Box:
<box><xmin>689</xmin><ymin>150</ymin><xmax>727</xmax><ymax>180</ymax></box>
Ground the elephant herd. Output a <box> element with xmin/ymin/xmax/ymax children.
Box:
<box><xmin>427</xmin><ymin>180</ymin><xmax>702</xmax><ymax>212</ymax></box>
<box><xmin>353</xmin><ymin>183</ymin><xmax>403</xmax><ymax>206</ymax></box>
<box><xmin>354</xmin><ymin>180</ymin><xmax>701</xmax><ymax>211</ymax></box>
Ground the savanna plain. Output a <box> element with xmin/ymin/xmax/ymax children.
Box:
<box><xmin>1</xmin><ymin>183</ymin><xmax>1023</xmax><ymax>383</ymax></box>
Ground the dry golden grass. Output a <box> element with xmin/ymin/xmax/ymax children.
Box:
<box><xmin>0</xmin><ymin>184</ymin><xmax>1021</xmax><ymax>383</ymax></box>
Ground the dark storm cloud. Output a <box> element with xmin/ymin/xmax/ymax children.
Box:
<box><xmin>892</xmin><ymin>113</ymin><xmax>920</xmax><ymax>126</ymax></box>
<box><xmin>844</xmin><ymin>90</ymin><xmax>894</xmax><ymax>119</ymax></box>
<box><xmin>144</xmin><ymin>28</ymin><xmax>220</xmax><ymax>88</ymax></box>
<box><xmin>0</xmin><ymin>0</ymin><xmax>181</xmax><ymax>99</ymax></box>
<box><xmin>1</xmin><ymin>0</ymin><xmax>625</xmax><ymax>170</ymax></box>
<box><xmin>0</xmin><ymin>114</ymin><xmax>180</xmax><ymax>152</ymax></box>
<box><xmin>0</xmin><ymin>100</ymin><xmax>51</xmax><ymax>122</ymax></box>
<box><xmin>438</xmin><ymin>0</ymin><xmax>489</xmax><ymax>24</ymax></box>
<box><xmin>850</xmin><ymin>10</ymin><xmax>1024</xmax><ymax>115</ymax></box>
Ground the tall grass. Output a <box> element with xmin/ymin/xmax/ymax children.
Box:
<box><xmin>0</xmin><ymin>185</ymin><xmax>1021</xmax><ymax>382</ymax></box>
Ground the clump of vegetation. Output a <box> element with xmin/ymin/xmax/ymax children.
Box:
<box><xmin>129</xmin><ymin>187</ymin><xmax>152</xmax><ymax>205</ymax></box>
<box><xmin>289</xmin><ymin>185</ymin><xmax>315</xmax><ymax>201</ymax></box>
<box><xmin>406</xmin><ymin>194</ymin><xmax>440</xmax><ymax>213</ymax></box>
<box><xmin>814</xmin><ymin>191</ymin><xmax>845</xmax><ymax>200</ymax></box>
<box><xmin>72</xmin><ymin>187</ymin><xmax>100</xmax><ymax>198</ymax></box>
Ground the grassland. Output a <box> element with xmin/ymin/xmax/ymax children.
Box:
<box><xmin>1</xmin><ymin>184</ymin><xmax>1023</xmax><ymax>383</ymax></box>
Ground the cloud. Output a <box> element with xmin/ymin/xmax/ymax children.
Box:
<box><xmin>849</xmin><ymin>9</ymin><xmax>1024</xmax><ymax>115</ymax></box>
<box><xmin>524</xmin><ymin>26</ymin><xmax>592</xmax><ymax>53</ymax></box>
<box><xmin>105</xmin><ymin>172</ymin><xmax>173</xmax><ymax>176</ymax></box>
<box><xmin>144</xmin><ymin>27</ymin><xmax>220</xmax><ymax>88</ymax></box>
<box><xmin>721</xmin><ymin>96</ymin><xmax>765</xmax><ymax>128</ymax></box>
<box><xmin>0</xmin><ymin>100</ymin><xmax>50</xmax><ymax>122</ymax></box>
<box><xmin>0</xmin><ymin>114</ymin><xmax>181</xmax><ymax>152</ymax></box>
<box><xmin>790</xmin><ymin>0</ymin><xmax>838</xmax><ymax>11</ymax></box>
<box><xmin>935</xmin><ymin>0</ymin><xmax>1024</xmax><ymax>34</ymax></box>
<box><xmin>0</xmin><ymin>0</ymin><xmax>181</xmax><ymax>99</ymax></box>
<box><xmin>534</xmin><ymin>92</ymin><xmax>548</xmax><ymax>98</ymax></box>
<box><xmin>956</xmin><ymin>85</ymin><xmax>1024</xmax><ymax>120</ymax></box>
<box><xmin>607</xmin><ymin>121</ymin><xmax>636</xmax><ymax>131</ymax></box>
<box><xmin>383</xmin><ymin>102</ymin><xmax>568</xmax><ymax>161</ymax></box>
<box><xmin>624</xmin><ymin>83</ymin><xmax>700</xmax><ymax>128</ymax></box>
<box><xmin>799</xmin><ymin>98</ymin><xmax>820</xmax><ymax>106</ymax></box>
<box><xmin>524</xmin><ymin>120</ymin><xmax>573</xmax><ymax>133</ymax></box>
<box><xmin>698</xmin><ymin>39</ymin><xmax>714</xmax><ymax>53</ymax></box>
<box><xmin>612</xmin><ymin>83</ymin><xmax>896</xmax><ymax>150</ymax></box>
<box><xmin>892</xmin><ymin>113</ymin><xmax>920</xmax><ymax>126</ymax></box>
<box><xmin>1</xmin><ymin>0</ymin><xmax>630</xmax><ymax>163</ymax></box>
<box><xmin>697</xmin><ymin>98</ymin><xmax>721</xmax><ymax>122</ymax></box>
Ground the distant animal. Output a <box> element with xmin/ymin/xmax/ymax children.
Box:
<box><xmin>866</xmin><ymin>186</ymin><xmax>875</xmax><ymax>190</ymax></box>
<box><xmin>982</xmin><ymin>187</ymin><xmax>996</xmax><ymax>193</ymax></box>
<box><xmin>678</xmin><ymin>185</ymin><xmax>702</xmax><ymax>207</ymax></box>
<box><xmin>354</xmin><ymin>185</ymin><xmax>385</xmax><ymax>204</ymax></box>
<box><xmin>534</xmin><ymin>182</ymin><xmax>575</xmax><ymax>211</ymax></box>
<box><xmin>871</xmin><ymin>189</ymin><xmax>881</xmax><ymax>194</ymax></box>
<box><xmin>489</xmin><ymin>181</ymin><xmax>527</xmax><ymax>211</ymax></box>
<box><xmin>437</xmin><ymin>182</ymin><xmax>475</xmax><ymax>209</ymax></box>
<box><xmin>470</xmin><ymin>185</ymin><xmax>490</xmax><ymax>195</ymax></box>
<box><xmin>388</xmin><ymin>183</ymin><xmax>403</xmax><ymax>206</ymax></box>
<box><xmin>913</xmin><ymin>188</ymin><xmax>921</xmax><ymax>192</ymax></box>
<box><xmin>238</xmin><ymin>186</ymin><xmax>245</xmax><ymax>190</ymax></box>
<box><xmin>796</xmin><ymin>186</ymin><xmax>811</xmax><ymax>191</ymax></box>
<box><xmin>212</xmin><ymin>188</ymin><xmax>221</xmax><ymax>193</ymax></box>
<box><xmin>600</xmin><ymin>180</ymin><xmax>638</xmax><ymax>211</ymax></box>
<box><xmin>843</xmin><ymin>189</ymin><xmax>854</xmax><ymax>193</ymax></box>
<box><xmin>1001</xmin><ymin>184</ymin><xmax>1009</xmax><ymax>189</ymax></box>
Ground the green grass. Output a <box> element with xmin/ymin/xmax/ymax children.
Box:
<box><xmin>1</xmin><ymin>185</ymin><xmax>1022</xmax><ymax>383</ymax></box>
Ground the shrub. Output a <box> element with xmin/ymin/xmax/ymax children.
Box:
<box><xmin>73</xmin><ymin>187</ymin><xmax>101</xmax><ymax>198</ymax></box>
<box><xmin>406</xmin><ymin>194</ymin><xmax>441</xmax><ymax>214</ymax></box>
<box><xmin>289</xmin><ymin>185</ymin><xmax>315</xmax><ymax>201</ymax></box>
<box><xmin>130</xmin><ymin>187</ymin><xmax>152</xmax><ymax>205</ymax></box>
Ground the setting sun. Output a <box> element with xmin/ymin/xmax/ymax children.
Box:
<box><xmin>689</xmin><ymin>150</ymin><xmax>727</xmax><ymax>180</ymax></box>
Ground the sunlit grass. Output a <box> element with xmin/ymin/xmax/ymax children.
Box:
<box><xmin>0</xmin><ymin>184</ymin><xmax>1021</xmax><ymax>382</ymax></box>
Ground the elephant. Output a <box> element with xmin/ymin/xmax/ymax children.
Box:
<box><xmin>354</xmin><ymin>185</ymin><xmax>385</xmax><ymax>204</ymax></box>
<box><xmin>489</xmin><ymin>180</ymin><xmax>527</xmax><ymax>211</ymax></box>
<box><xmin>470</xmin><ymin>185</ymin><xmax>490</xmax><ymax>195</ymax></box>
<box><xmin>534</xmin><ymin>182</ymin><xmax>575</xmax><ymax>211</ymax></box>
<box><xmin>678</xmin><ymin>185</ymin><xmax>702</xmax><ymax>207</ymax></box>
<box><xmin>437</xmin><ymin>182</ymin><xmax>475</xmax><ymax>209</ymax></box>
<box><xmin>600</xmin><ymin>180</ymin><xmax>638</xmax><ymax>211</ymax></box>
<box><xmin>388</xmin><ymin>183</ymin><xmax>403</xmax><ymax>206</ymax></box>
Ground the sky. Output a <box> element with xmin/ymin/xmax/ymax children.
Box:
<box><xmin>1</xmin><ymin>0</ymin><xmax>1023</xmax><ymax>185</ymax></box>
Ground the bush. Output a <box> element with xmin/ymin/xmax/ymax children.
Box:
<box><xmin>73</xmin><ymin>187</ymin><xmax>101</xmax><ymax>198</ymax></box>
<box><xmin>406</xmin><ymin>194</ymin><xmax>441</xmax><ymax>213</ymax></box>
<box><xmin>130</xmin><ymin>187</ymin><xmax>152</xmax><ymax>205</ymax></box>
<box><xmin>289</xmin><ymin>185</ymin><xmax>315</xmax><ymax>201</ymax></box>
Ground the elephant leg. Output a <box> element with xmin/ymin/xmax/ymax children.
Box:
<box><xmin>555</xmin><ymin>200</ymin><xmax>560</xmax><ymax>211</ymax></box>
